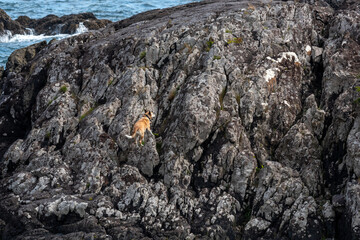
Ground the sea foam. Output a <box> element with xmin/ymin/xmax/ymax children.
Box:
<box><xmin>75</xmin><ymin>22</ymin><xmax>88</xmax><ymax>34</ymax></box>
<box><xmin>0</xmin><ymin>22</ymin><xmax>88</xmax><ymax>43</ymax></box>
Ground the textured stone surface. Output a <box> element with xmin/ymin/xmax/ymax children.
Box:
<box><xmin>0</xmin><ymin>8</ymin><xmax>23</xmax><ymax>35</ymax></box>
<box><xmin>0</xmin><ymin>0</ymin><xmax>360</xmax><ymax>239</ymax></box>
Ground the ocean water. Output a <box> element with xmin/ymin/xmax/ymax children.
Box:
<box><xmin>0</xmin><ymin>0</ymin><xmax>200</xmax><ymax>68</ymax></box>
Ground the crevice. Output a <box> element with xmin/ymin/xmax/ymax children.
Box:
<box><xmin>101</xmin><ymin>172</ymin><xmax>112</xmax><ymax>192</ymax></box>
<box><xmin>0</xmin><ymin>61</ymin><xmax>49</xmax><ymax>161</ymax></box>
<box><xmin>334</xmin><ymin>209</ymin><xmax>352</xmax><ymax>240</ymax></box>
<box><xmin>55</xmin><ymin>127</ymin><xmax>66</xmax><ymax>151</ymax></box>
<box><xmin>322</xmin><ymin>140</ymin><xmax>349</xmax><ymax>195</ymax></box>
<box><xmin>6</xmin><ymin>159</ymin><xmax>18</xmax><ymax>174</ymax></box>
<box><xmin>189</xmin><ymin>129</ymin><xmax>227</xmax><ymax>198</ymax></box>
<box><xmin>40</xmin><ymin>212</ymin><xmax>83</xmax><ymax>234</ymax></box>
<box><xmin>310</xmin><ymin>59</ymin><xmax>324</xmax><ymax>105</ymax></box>
<box><xmin>151</xmin><ymin>162</ymin><xmax>163</xmax><ymax>183</ymax></box>
<box><xmin>319</xmin><ymin>92</ymin><xmax>352</xmax><ymax>196</ymax></box>
<box><xmin>270</xmin><ymin>89</ymin><xmax>314</xmax><ymax>161</ymax></box>
<box><xmin>189</xmin><ymin>198</ymin><xmax>216</xmax><ymax>236</ymax></box>
<box><xmin>0</xmin><ymin>205</ymin><xmax>25</xmax><ymax>239</ymax></box>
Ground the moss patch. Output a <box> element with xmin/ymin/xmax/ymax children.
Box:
<box><xmin>219</xmin><ymin>87</ymin><xmax>227</xmax><ymax>110</ymax></box>
<box><xmin>205</xmin><ymin>38</ymin><xmax>214</xmax><ymax>52</ymax></box>
<box><xmin>241</xmin><ymin>206</ymin><xmax>252</xmax><ymax>225</ymax></box>
<box><xmin>213</xmin><ymin>55</ymin><xmax>221</xmax><ymax>60</ymax></box>
<box><xmin>45</xmin><ymin>132</ymin><xmax>51</xmax><ymax>139</ymax></box>
<box><xmin>47</xmin><ymin>95</ymin><xmax>59</xmax><ymax>106</ymax></box>
<box><xmin>59</xmin><ymin>85</ymin><xmax>67</xmax><ymax>94</ymax></box>
<box><xmin>355</xmin><ymin>86</ymin><xmax>360</xmax><ymax>104</ymax></box>
<box><xmin>156</xmin><ymin>141</ymin><xmax>163</xmax><ymax>155</ymax></box>
<box><xmin>235</xmin><ymin>94</ymin><xmax>241</xmax><ymax>105</ymax></box>
<box><xmin>139</xmin><ymin>51</ymin><xmax>146</xmax><ymax>60</ymax></box>
<box><xmin>255</xmin><ymin>164</ymin><xmax>264</xmax><ymax>173</ymax></box>
<box><xmin>79</xmin><ymin>107</ymin><xmax>96</xmax><ymax>121</ymax></box>
<box><xmin>168</xmin><ymin>88</ymin><xmax>178</xmax><ymax>101</ymax></box>
<box><xmin>227</xmin><ymin>37</ymin><xmax>243</xmax><ymax>45</ymax></box>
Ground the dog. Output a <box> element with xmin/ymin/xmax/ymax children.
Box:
<box><xmin>125</xmin><ymin>110</ymin><xmax>155</xmax><ymax>146</ymax></box>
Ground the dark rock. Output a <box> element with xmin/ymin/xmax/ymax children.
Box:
<box><xmin>325</xmin><ymin>0</ymin><xmax>360</xmax><ymax>10</ymax></box>
<box><xmin>0</xmin><ymin>8</ymin><xmax>24</xmax><ymax>35</ymax></box>
<box><xmin>0</xmin><ymin>40</ymin><xmax>48</xmax><ymax>160</ymax></box>
<box><xmin>0</xmin><ymin>8</ymin><xmax>111</xmax><ymax>36</ymax></box>
<box><xmin>15</xmin><ymin>15</ymin><xmax>32</xmax><ymax>27</ymax></box>
<box><xmin>0</xmin><ymin>66</ymin><xmax>3</xmax><ymax>81</ymax></box>
<box><xmin>6</xmin><ymin>40</ymin><xmax>47</xmax><ymax>73</ymax></box>
<box><xmin>332</xmin><ymin>194</ymin><xmax>346</xmax><ymax>208</ymax></box>
<box><xmin>17</xmin><ymin>12</ymin><xmax>111</xmax><ymax>35</ymax></box>
<box><xmin>0</xmin><ymin>0</ymin><xmax>360</xmax><ymax>239</ymax></box>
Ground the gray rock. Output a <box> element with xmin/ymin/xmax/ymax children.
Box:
<box><xmin>311</xmin><ymin>46</ymin><xmax>323</xmax><ymax>63</ymax></box>
<box><xmin>275</xmin><ymin>94</ymin><xmax>325</xmax><ymax>196</ymax></box>
<box><xmin>6</xmin><ymin>40</ymin><xmax>47</xmax><ymax>73</ymax></box>
<box><xmin>0</xmin><ymin>0</ymin><xmax>360</xmax><ymax>239</ymax></box>
<box><xmin>332</xmin><ymin>194</ymin><xmax>346</xmax><ymax>208</ymax></box>
<box><xmin>245</xmin><ymin>161</ymin><xmax>321</xmax><ymax>239</ymax></box>
<box><xmin>344</xmin><ymin>182</ymin><xmax>360</xmax><ymax>239</ymax></box>
<box><xmin>345</xmin><ymin>115</ymin><xmax>360</xmax><ymax>178</ymax></box>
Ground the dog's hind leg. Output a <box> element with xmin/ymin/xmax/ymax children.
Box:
<box><xmin>125</xmin><ymin>127</ymin><xmax>138</xmax><ymax>142</ymax></box>
<box><xmin>133</xmin><ymin>131</ymin><xmax>138</xmax><ymax>146</ymax></box>
<box><xmin>139</xmin><ymin>133</ymin><xmax>145</xmax><ymax>146</ymax></box>
<box><xmin>135</xmin><ymin>136</ymin><xmax>138</xmax><ymax>146</ymax></box>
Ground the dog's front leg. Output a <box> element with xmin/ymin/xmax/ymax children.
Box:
<box><xmin>150</xmin><ymin>130</ymin><xmax>155</xmax><ymax>136</ymax></box>
<box><xmin>147</xmin><ymin>128</ymin><xmax>155</xmax><ymax>136</ymax></box>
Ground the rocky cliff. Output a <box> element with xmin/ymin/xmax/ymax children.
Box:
<box><xmin>0</xmin><ymin>0</ymin><xmax>360</xmax><ymax>239</ymax></box>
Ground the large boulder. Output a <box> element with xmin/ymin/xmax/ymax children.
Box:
<box><xmin>0</xmin><ymin>8</ymin><xmax>24</xmax><ymax>35</ymax></box>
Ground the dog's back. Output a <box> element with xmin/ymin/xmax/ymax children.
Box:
<box><xmin>125</xmin><ymin>110</ymin><xmax>155</xmax><ymax>145</ymax></box>
<box><xmin>131</xmin><ymin>117</ymin><xmax>150</xmax><ymax>136</ymax></box>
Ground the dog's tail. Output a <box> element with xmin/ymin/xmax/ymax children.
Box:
<box><xmin>125</xmin><ymin>129</ymin><xmax>137</xmax><ymax>139</ymax></box>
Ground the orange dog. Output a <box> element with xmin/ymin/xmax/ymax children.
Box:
<box><xmin>125</xmin><ymin>110</ymin><xmax>155</xmax><ymax>146</ymax></box>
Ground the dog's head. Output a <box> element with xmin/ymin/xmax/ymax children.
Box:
<box><xmin>144</xmin><ymin>110</ymin><xmax>155</xmax><ymax>119</ymax></box>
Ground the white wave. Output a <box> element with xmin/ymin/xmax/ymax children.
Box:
<box><xmin>75</xmin><ymin>22</ymin><xmax>88</xmax><ymax>34</ymax></box>
<box><xmin>0</xmin><ymin>21</ymin><xmax>88</xmax><ymax>44</ymax></box>
<box><xmin>0</xmin><ymin>33</ymin><xmax>69</xmax><ymax>43</ymax></box>
<box><xmin>25</xmin><ymin>28</ymin><xmax>35</xmax><ymax>35</ymax></box>
<box><xmin>0</xmin><ymin>30</ymin><xmax>13</xmax><ymax>42</ymax></box>
<box><xmin>0</xmin><ymin>27</ymin><xmax>69</xmax><ymax>43</ymax></box>
<box><xmin>0</xmin><ymin>21</ymin><xmax>89</xmax><ymax>44</ymax></box>
<box><xmin>54</xmin><ymin>24</ymin><xmax>65</xmax><ymax>35</ymax></box>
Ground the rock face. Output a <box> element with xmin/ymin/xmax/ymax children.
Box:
<box><xmin>0</xmin><ymin>0</ymin><xmax>360</xmax><ymax>239</ymax></box>
<box><xmin>0</xmin><ymin>9</ymin><xmax>111</xmax><ymax>36</ymax></box>
<box><xmin>0</xmin><ymin>8</ymin><xmax>23</xmax><ymax>35</ymax></box>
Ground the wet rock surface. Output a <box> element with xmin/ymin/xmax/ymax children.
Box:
<box><xmin>0</xmin><ymin>9</ymin><xmax>111</xmax><ymax>36</ymax></box>
<box><xmin>16</xmin><ymin>12</ymin><xmax>111</xmax><ymax>35</ymax></box>
<box><xmin>0</xmin><ymin>8</ymin><xmax>23</xmax><ymax>35</ymax></box>
<box><xmin>0</xmin><ymin>0</ymin><xmax>360</xmax><ymax>239</ymax></box>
